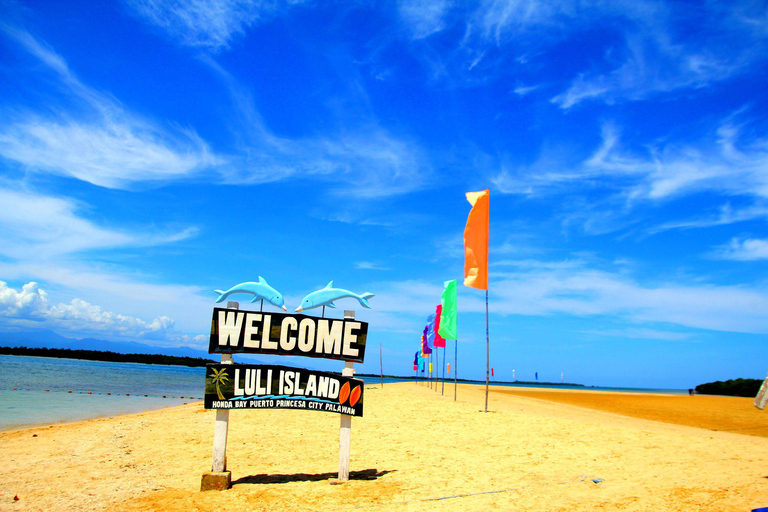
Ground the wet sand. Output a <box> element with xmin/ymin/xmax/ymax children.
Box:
<box><xmin>2</xmin><ymin>382</ymin><xmax>768</xmax><ymax>511</ymax></box>
<box><xmin>493</xmin><ymin>386</ymin><xmax>768</xmax><ymax>437</ymax></box>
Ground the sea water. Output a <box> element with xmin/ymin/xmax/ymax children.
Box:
<box><xmin>0</xmin><ymin>355</ymin><xmax>206</xmax><ymax>431</ymax></box>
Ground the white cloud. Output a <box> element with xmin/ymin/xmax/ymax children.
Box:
<box><xmin>712</xmin><ymin>238</ymin><xmax>768</xmax><ymax>261</ymax></box>
<box><xmin>0</xmin><ymin>281</ymin><xmax>50</xmax><ymax>319</ymax></box>
<box><xmin>582</xmin><ymin>327</ymin><xmax>693</xmax><ymax>341</ymax></box>
<box><xmin>0</xmin><ymin>281</ymin><xmax>202</xmax><ymax>345</ymax></box>
<box><xmin>489</xmin><ymin>264</ymin><xmax>768</xmax><ymax>334</ymax></box>
<box><xmin>329</xmin><ymin>264</ymin><xmax>768</xmax><ymax>337</ymax></box>
<box><xmin>0</xmin><ymin>27</ymin><xmax>223</xmax><ymax>189</ymax></box>
<box><xmin>126</xmin><ymin>0</ymin><xmax>304</xmax><ymax>51</ymax></box>
<box><xmin>354</xmin><ymin>261</ymin><xmax>391</xmax><ymax>271</ymax></box>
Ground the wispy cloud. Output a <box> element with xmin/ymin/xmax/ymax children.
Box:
<box><xmin>0</xmin><ymin>116</ymin><xmax>221</xmax><ymax>189</ymax></box>
<box><xmin>0</xmin><ymin>184</ymin><xmax>197</xmax><ymax>259</ymax></box>
<box><xmin>494</xmin><ymin>116</ymin><xmax>768</xmax><ymax>208</ymax></box>
<box><xmin>711</xmin><ymin>237</ymin><xmax>768</xmax><ymax>261</ymax></box>
<box><xmin>397</xmin><ymin>0</ymin><xmax>452</xmax><ymax>40</ymax></box>
<box><xmin>653</xmin><ymin>203</ymin><xmax>768</xmax><ymax>232</ymax></box>
<box><xmin>126</xmin><ymin>0</ymin><xmax>304</xmax><ymax>52</ymax></box>
<box><xmin>203</xmin><ymin>55</ymin><xmax>430</xmax><ymax>198</ymax></box>
<box><xmin>513</xmin><ymin>83</ymin><xmax>544</xmax><ymax>96</ymax></box>
<box><xmin>0</xmin><ymin>27</ymin><xmax>222</xmax><ymax>189</ymax></box>
<box><xmin>587</xmin><ymin>120</ymin><xmax>768</xmax><ymax>201</ymax></box>
<box><xmin>400</xmin><ymin>0</ymin><xmax>765</xmax><ymax>106</ymax></box>
<box><xmin>550</xmin><ymin>29</ymin><xmax>738</xmax><ymax>108</ymax></box>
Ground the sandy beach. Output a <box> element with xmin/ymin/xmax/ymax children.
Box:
<box><xmin>3</xmin><ymin>382</ymin><xmax>768</xmax><ymax>511</ymax></box>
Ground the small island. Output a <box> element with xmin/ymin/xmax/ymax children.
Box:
<box><xmin>695</xmin><ymin>378</ymin><xmax>762</xmax><ymax>397</ymax></box>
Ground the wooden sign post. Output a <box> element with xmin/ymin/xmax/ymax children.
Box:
<box><xmin>755</xmin><ymin>371</ymin><xmax>768</xmax><ymax>410</ymax></box>
<box><xmin>201</xmin><ymin>301</ymin><xmax>237</xmax><ymax>491</ymax></box>
<box><xmin>337</xmin><ymin>310</ymin><xmax>355</xmax><ymax>482</ymax></box>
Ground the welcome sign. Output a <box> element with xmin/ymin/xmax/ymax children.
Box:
<box><xmin>204</xmin><ymin>364</ymin><xmax>364</xmax><ymax>417</ymax></box>
<box><xmin>208</xmin><ymin>308</ymin><xmax>368</xmax><ymax>363</ymax></box>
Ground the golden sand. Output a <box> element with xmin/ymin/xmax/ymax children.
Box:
<box><xmin>2</xmin><ymin>382</ymin><xmax>768</xmax><ymax>511</ymax></box>
<box><xmin>493</xmin><ymin>386</ymin><xmax>768</xmax><ymax>437</ymax></box>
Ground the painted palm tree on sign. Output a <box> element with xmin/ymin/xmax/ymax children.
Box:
<box><xmin>210</xmin><ymin>367</ymin><xmax>230</xmax><ymax>400</ymax></box>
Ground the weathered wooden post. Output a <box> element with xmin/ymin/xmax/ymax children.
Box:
<box><xmin>338</xmin><ymin>310</ymin><xmax>355</xmax><ymax>482</ymax></box>
<box><xmin>200</xmin><ymin>301</ymin><xmax>237</xmax><ymax>491</ymax></box>
<box><xmin>755</xmin><ymin>371</ymin><xmax>768</xmax><ymax>410</ymax></box>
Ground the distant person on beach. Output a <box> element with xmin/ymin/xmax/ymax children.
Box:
<box><xmin>688</xmin><ymin>388</ymin><xmax>694</xmax><ymax>396</ymax></box>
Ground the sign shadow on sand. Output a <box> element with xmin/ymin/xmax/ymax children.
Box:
<box><xmin>232</xmin><ymin>468</ymin><xmax>394</xmax><ymax>485</ymax></box>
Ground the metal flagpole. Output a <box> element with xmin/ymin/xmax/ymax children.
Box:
<box><xmin>430</xmin><ymin>352</ymin><xmax>433</xmax><ymax>389</ymax></box>
<box><xmin>454</xmin><ymin>338</ymin><xmax>457</xmax><ymax>401</ymax></box>
<box><xmin>441</xmin><ymin>346</ymin><xmax>445</xmax><ymax>395</ymax></box>
<box><xmin>484</xmin><ymin>289</ymin><xmax>489</xmax><ymax>413</ymax></box>
<box><xmin>379</xmin><ymin>343</ymin><xmax>384</xmax><ymax>388</ymax></box>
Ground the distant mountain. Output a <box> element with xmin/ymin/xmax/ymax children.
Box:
<box><xmin>0</xmin><ymin>330</ymin><xmax>297</xmax><ymax>367</ymax></box>
<box><xmin>0</xmin><ymin>329</ymin><xmax>74</xmax><ymax>349</ymax></box>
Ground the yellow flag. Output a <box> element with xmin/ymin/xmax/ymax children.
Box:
<box><xmin>464</xmin><ymin>189</ymin><xmax>489</xmax><ymax>290</ymax></box>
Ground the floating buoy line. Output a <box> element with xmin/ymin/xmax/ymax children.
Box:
<box><xmin>3</xmin><ymin>387</ymin><xmax>202</xmax><ymax>400</ymax></box>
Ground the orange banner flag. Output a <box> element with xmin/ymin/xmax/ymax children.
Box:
<box><xmin>464</xmin><ymin>189</ymin><xmax>489</xmax><ymax>290</ymax></box>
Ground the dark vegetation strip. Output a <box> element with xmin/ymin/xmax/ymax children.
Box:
<box><xmin>0</xmin><ymin>346</ymin><xmax>215</xmax><ymax>367</ymax></box>
<box><xmin>695</xmin><ymin>378</ymin><xmax>763</xmax><ymax>397</ymax></box>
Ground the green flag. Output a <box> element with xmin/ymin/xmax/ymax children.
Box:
<box><xmin>438</xmin><ymin>279</ymin><xmax>457</xmax><ymax>339</ymax></box>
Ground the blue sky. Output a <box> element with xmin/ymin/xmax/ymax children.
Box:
<box><xmin>1</xmin><ymin>0</ymin><xmax>768</xmax><ymax>389</ymax></box>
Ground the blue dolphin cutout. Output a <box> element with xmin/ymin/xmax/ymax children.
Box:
<box><xmin>214</xmin><ymin>277</ymin><xmax>287</xmax><ymax>311</ymax></box>
<box><xmin>295</xmin><ymin>281</ymin><xmax>374</xmax><ymax>312</ymax></box>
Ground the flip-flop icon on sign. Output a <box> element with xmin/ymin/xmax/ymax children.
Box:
<box><xmin>338</xmin><ymin>382</ymin><xmax>362</xmax><ymax>407</ymax></box>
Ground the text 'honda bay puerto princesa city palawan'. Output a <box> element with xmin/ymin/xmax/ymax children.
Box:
<box><xmin>204</xmin><ymin>364</ymin><xmax>364</xmax><ymax>417</ymax></box>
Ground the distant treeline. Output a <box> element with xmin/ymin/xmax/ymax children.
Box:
<box><xmin>0</xmin><ymin>346</ymin><xmax>215</xmax><ymax>367</ymax></box>
<box><xmin>695</xmin><ymin>378</ymin><xmax>763</xmax><ymax>397</ymax></box>
<box><xmin>355</xmin><ymin>373</ymin><xmax>584</xmax><ymax>386</ymax></box>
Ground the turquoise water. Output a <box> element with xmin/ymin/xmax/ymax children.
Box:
<box><xmin>0</xmin><ymin>355</ymin><xmax>687</xmax><ymax>431</ymax></box>
<box><xmin>0</xmin><ymin>355</ymin><xmax>205</xmax><ymax>431</ymax></box>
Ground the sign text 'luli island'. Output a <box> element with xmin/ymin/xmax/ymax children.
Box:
<box><xmin>208</xmin><ymin>307</ymin><xmax>368</xmax><ymax>363</ymax></box>
<box><xmin>205</xmin><ymin>364</ymin><xmax>364</xmax><ymax>417</ymax></box>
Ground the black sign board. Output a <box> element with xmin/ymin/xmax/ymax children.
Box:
<box><xmin>204</xmin><ymin>364</ymin><xmax>364</xmax><ymax>417</ymax></box>
<box><xmin>208</xmin><ymin>308</ymin><xmax>368</xmax><ymax>363</ymax></box>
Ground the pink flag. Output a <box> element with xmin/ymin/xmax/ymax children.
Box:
<box><xmin>434</xmin><ymin>305</ymin><xmax>446</xmax><ymax>348</ymax></box>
